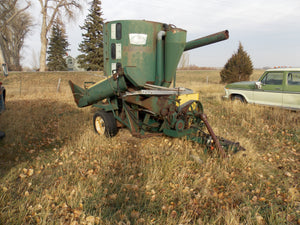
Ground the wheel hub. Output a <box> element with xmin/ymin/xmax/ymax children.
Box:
<box><xmin>95</xmin><ymin>117</ymin><xmax>105</xmax><ymax>135</ymax></box>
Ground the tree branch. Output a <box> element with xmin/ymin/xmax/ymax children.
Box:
<box><xmin>5</xmin><ymin>1</ymin><xmax>31</xmax><ymax>26</ymax></box>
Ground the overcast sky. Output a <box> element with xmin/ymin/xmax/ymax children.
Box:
<box><xmin>22</xmin><ymin>0</ymin><xmax>300</xmax><ymax>69</ymax></box>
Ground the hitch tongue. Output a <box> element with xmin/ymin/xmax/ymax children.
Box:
<box><xmin>199</xmin><ymin>113</ymin><xmax>226</xmax><ymax>158</ymax></box>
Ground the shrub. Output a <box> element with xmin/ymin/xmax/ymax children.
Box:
<box><xmin>220</xmin><ymin>42</ymin><xmax>253</xmax><ymax>83</ymax></box>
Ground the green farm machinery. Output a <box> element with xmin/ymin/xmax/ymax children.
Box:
<box><xmin>69</xmin><ymin>20</ymin><xmax>244</xmax><ymax>156</ymax></box>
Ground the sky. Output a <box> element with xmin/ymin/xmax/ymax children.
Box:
<box><xmin>22</xmin><ymin>0</ymin><xmax>300</xmax><ymax>69</ymax></box>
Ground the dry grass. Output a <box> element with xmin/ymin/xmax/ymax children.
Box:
<box><xmin>0</xmin><ymin>70</ymin><xmax>299</xmax><ymax>224</ymax></box>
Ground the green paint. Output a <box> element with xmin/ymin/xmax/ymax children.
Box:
<box><xmin>163</xmin><ymin>28</ymin><xmax>187</xmax><ymax>87</ymax></box>
<box><xmin>70</xmin><ymin>20</ymin><xmax>229</xmax><ymax>107</ymax></box>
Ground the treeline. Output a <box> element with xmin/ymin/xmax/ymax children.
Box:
<box><xmin>178</xmin><ymin>65</ymin><xmax>218</xmax><ymax>70</ymax></box>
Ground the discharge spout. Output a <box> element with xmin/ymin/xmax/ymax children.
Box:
<box><xmin>69</xmin><ymin>75</ymin><xmax>128</xmax><ymax>108</ymax></box>
<box><xmin>184</xmin><ymin>30</ymin><xmax>229</xmax><ymax>51</ymax></box>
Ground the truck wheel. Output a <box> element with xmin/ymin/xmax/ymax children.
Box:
<box><xmin>232</xmin><ymin>95</ymin><xmax>244</xmax><ymax>103</ymax></box>
<box><xmin>93</xmin><ymin>111</ymin><xmax>118</xmax><ymax>137</ymax></box>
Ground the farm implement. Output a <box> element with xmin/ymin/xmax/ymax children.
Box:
<box><xmin>69</xmin><ymin>20</ymin><xmax>244</xmax><ymax>157</ymax></box>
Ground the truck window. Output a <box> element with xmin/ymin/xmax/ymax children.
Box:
<box><xmin>261</xmin><ymin>72</ymin><xmax>283</xmax><ymax>85</ymax></box>
<box><xmin>287</xmin><ymin>72</ymin><xmax>300</xmax><ymax>85</ymax></box>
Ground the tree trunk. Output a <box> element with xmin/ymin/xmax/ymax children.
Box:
<box><xmin>39</xmin><ymin>29</ymin><xmax>47</xmax><ymax>71</ymax></box>
<box><xmin>0</xmin><ymin>46</ymin><xmax>4</xmax><ymax>68</ymax></box>
<box><xmin>39</xmin><ymin>8</ymin><xmax>48</xmax><ymax>72</ymax></box>
<box><xmin>0</xmin><ymin>36</ymin><xmax>9</xmax><ymax>69</ymax></box>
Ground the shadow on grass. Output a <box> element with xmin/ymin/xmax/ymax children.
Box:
<box><xmin>83</xmin><ymin>138</ymin><xmax>162</xmax><ymax>223</ymax></box>
<box><xmin>0</xmin><ymin>99</ymin><xmax>84</xmax><ymax>178</ymax></box>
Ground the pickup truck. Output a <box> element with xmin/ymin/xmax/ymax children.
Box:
<box><xmin>223</xmin><ymin>68</ymin><xmax>300</xmax><ymax>110</ymax></box>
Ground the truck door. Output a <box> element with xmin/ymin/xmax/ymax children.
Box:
<box><xmin>253</xmin><ymin>71</ymin><xmax>283</xmax><ymax>107</ymax></box>
<box><xmin>283</xmin><ymin>72</ymin><xmax>300</xmax><ymax>109</ymax></box>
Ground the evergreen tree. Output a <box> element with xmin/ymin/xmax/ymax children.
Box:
<box><xmin>77</xmin><ymin>0</ymin><xmax>104</xmax><ymax>71</ymax></box>
<box><xmin>220</xmin><ymin>42</ymin><xmax>253</xmax><ymax>83</ymax></box>
<box><xmin>47</xmin><ymin>20</ymin><xmax>69</xmax><ymax>71</ymax></box>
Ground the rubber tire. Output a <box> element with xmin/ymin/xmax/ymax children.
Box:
<box><xmin>232</xmin><ymin>95</ymin><xmax>244</xmax><ymax>103</ymax></box>
<box><xmin>0</xmin><ymin>131</ymin><xmax>5</xmax><ymax>139</ymax></box>
<box><xmin>93</xmin><ymin>111</ymin><xmax>118</xmax><ymax>137</ymax></box>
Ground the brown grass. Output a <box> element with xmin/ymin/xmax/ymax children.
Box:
<box><xmin>0</xmin><ymin>70</ymin><xmax>299</xmax><ymax>224</ymax></box>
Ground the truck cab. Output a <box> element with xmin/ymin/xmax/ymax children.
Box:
<box><xmin>223</xmin><ymin>68</ymin><xmax>300</xmax><ymax>110</ymax></box>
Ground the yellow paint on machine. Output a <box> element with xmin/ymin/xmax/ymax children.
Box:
<box><xmin>177</xmin><ymin>93</ymin><xmax>200</xmax><ymax>106</ymax></box>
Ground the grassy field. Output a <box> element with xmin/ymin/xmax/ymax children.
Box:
<box><xmin>0</xmin><ymin>70</ymin><xmax>299</xmax><ymax>224</ymax></box>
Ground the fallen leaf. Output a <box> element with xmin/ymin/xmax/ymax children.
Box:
<box><xmin>87</xmin><ymin>169</ymin><xmax>94</xmax><ymax>176</ymax></box>
<box><xmin>109</xmin><ymin>194</ymin><xmax>117</xmax><ymax>200</ymax></box>
<box><xmin>73</xmin><ymin>209</ymin><xmax>82</xmax><ymax>218</ymax></box>
<box><xmin>131</xmin><ymin>210</ymin><xmax>140</xmax><ymax>218</ymax></box>
<box><xmin>86</xmin><ymin>216</ymin><xmax>95</xmax><ymax>223</ymax></box>
<box><xmin>256</xmin><ymin>213</ymin><xmax>265</xmax><ymax>225</ymax></box>
<box><xmin>19</xmin><ymin>174</ymin><xmax>27</xmax><ymax>179</ymax></box>
<box><xmin>27</xmin><ymin>169</ymin><xmax>34</xmax><ymax>177</ymax></box>
<box><xmin>137</xmin><ymin>218</ymin><xmax>145</xmax><ymax>223</ymax></box>
<box><xmin>285</xmin><ymin>172</ymin><xmax>292</xmax><ymax>177</ymax></box>
<box><xmin>171</xmin><ymin>210</ymin><xmax>177</xmax><ymax>218</ymax></box>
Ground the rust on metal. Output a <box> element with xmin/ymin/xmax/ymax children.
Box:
<box><xmin>199</xmin><ymin>113</ymin><xmax>226</xmax><ymax>158</ymax></box>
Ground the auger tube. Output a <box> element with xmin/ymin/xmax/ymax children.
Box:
<box><xmin>184</xmin><ymin>30</ymin><xmax>229</xmax><ymax>52</ymax></box>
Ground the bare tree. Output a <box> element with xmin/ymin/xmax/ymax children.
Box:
<box><xmin>0</xmin><ymin>0</ymin><xmax>31</xmax><ymax>70</ymax></box>
<box><xmin>10</xmin><ymin>12</ymin><xmax>32</xmax><ymax>70</ymax></box>
<box><xmin>37</xmin><ymin>0</ymin><xmax>83</xmax><ymax>72</ymax></box>
<box><xmin>31</xmin><ymin>49</ymin><xmax>40</xmax><ymax>71</ymax></box>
